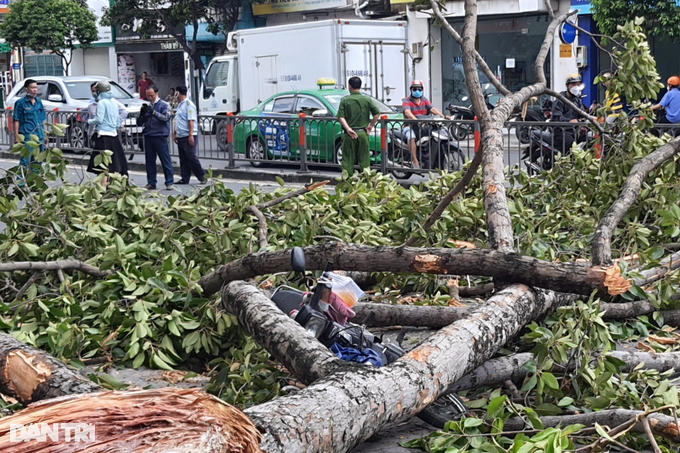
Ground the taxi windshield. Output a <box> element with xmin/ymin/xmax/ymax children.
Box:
<box><xmin>324</xmin><ymin>93</ymin><xmax>396</xmax><ymax>114</ymax></box>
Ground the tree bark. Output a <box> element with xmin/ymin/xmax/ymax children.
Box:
<box><xmin>351</xmin><ymin>299</ymin><xmax>680</xmax><ymax>329</ymax></box>
<box><xmin>221</xmin><ymin>281</ymin><xmax>571</xmax><ymax>452</ymax></box>
<box><xmin>0</xmin><ymin>333</ymin><xmax>101</xmax><ymax>405</ymax></box>
<box><xmin>592</xmin><ymin>137</ymin><xmax>680</xmax><ymax>266</ymax></box>
<box><xmin>0</xmin><ymin>388</ymin><xmax>263</xmax><ymax>453</ymax></box>
<box><xmin>199</xmin><ymin>243</ymin><xmax>631</xmax><ymax>299</ymax></box>
<box><xmin>0</xmin><ymin>260</ymin><xmax>112</xmax><ymax>278</ymax></box>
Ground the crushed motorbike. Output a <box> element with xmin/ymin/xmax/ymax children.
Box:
<box><xmin>386</xmin><ymin>115</ymin><xmax>466</xmax><ymax>180</ymax></box>
<box><xmin>270</xmin><ymin>246</ymin><xmax>468</xmax><ymax>428</ymax></box>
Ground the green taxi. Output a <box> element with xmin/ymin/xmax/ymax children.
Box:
<box><xmin>233</xmin><ymin>82</ymin><xmax>402</xmax><ymax>166</ymax></box>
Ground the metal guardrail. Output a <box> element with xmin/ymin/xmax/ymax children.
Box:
<box><xmin>1</xmin><ymin>109</ymin><xmax>678</xmax><ymax>178</ymax></box>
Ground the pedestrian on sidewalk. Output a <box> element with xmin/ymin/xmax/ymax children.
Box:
<box><xmin>138</xmin><ymin>72</ymin><xmax>154</xmax><ymax>100</ymax></box>
<box><xmin>86</xmin><ymin>81</ymin><xmax>128</xmax><ymax>181</ymax></box>
<box><xmin>13</xmin><ymin>78</ymin><xmax>47</xmax><ymax>169</ymax></box>
<box><xmin>337</xmin><ymin>76</ymin><xmax>380</xmax><ymax>177</ymax></box>
<box><xmin>137</xmin><ymin>85</ymin><xmax>174</xmax><ymax>190</ymax></box>
<box><xmin>173</xmin><ymin>85</ymin><xmax>206</xmax><ymax>185</ymax></box>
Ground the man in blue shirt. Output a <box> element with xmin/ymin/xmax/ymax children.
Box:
<box><xmin>13</xmin><ymin>79</ymin><xmax>47</xmax><ymax>168</ymax></box>
<box><xmin>652</xmin><ymin>76</ymin><xmax>680</xmax><ymax>124</ymax></box>
<box><xmin>173</xmin><ymin>85</ymin><xmax>206</xmax><ymax>184</ymax></box>
<box><xmin>137</xmin><ymin>85</ymin><xmax>174</xmax><ymax>190</ymax></box>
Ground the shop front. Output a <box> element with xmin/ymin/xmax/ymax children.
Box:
<box><xmin>441</xmin><ymin>14</ymin><xmax>553</xmax><ymax>108</ymax></box>
<box><xmin>115</xmin><ymin>25</ymin><xmax>186</xmax><ymax>100</ymax></box>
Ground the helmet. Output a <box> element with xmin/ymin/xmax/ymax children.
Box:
<box><xmin>96</xmin><ymin>81</ymin><xmax>111</xmax><ymax>93</ymax></box>
<box><xmin>566</xmin><ymin>74</ymin><xmax>582</xmax><ymax>85</ymax></box>
<box><xmin>410</xmin><ymin>80</ymin><xmax>424</xmax><ymax>90</ymax></box>
<box><xmin>668</xmin><ymin>76</ymin><xmax>680</xmax><ymax>86</ymax></box>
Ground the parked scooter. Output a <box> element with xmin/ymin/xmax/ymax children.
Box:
<box><xmin>513</xmin><ymin>98</ymin><xmax>553</xmax><ymax>144</ymax></box>
<box><xmin>446</xmin><ymin>87</ymin><xmax>503</xmax><ymax>140</ymax></box>
<box><xmin>270</xmin><ymin>246</ymin><xmax>468</xmax><ymax>428</ymax></box>
<box><xmin>387</xmin><ymin>115</ymin><xmax>466</xmax><ymax>180</ymax></box>
<box><xmin>521</xmin><ymin>122</ymin><xmax>595</xmax><ymax>175</ymax></box>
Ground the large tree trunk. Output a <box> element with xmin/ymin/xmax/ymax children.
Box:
<box><xmin>221</xmin><ymin>281</ymin><xmax>572</xmax><ymax>452</ymax></box>
<box><xmin>0</xmin><ymin>333</ymin><xmax>101</xmax><ymax>405</ymax></box>
<box><xmin>0</xmin><ymin>388</ymin><xmax>263</xmax><ymax>453</ymax></box>
<box><xmin>198</xmin><ymin>243</ymin><xmax>631</xmax><ymax>299</ymax></box>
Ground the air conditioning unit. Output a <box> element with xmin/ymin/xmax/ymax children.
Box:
<box><xmin>226</xmin><ymin>32</ymin><xmax>238</xmax><ymax>52</ymax></box>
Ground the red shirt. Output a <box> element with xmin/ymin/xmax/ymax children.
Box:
<box><xmin>138</xmin><ymin>78</ymin><xmax>154</xmax><ymax>100</ymax></box>
<box><xmin>402</xmin><ymin>96</ymin><xmax>433</xmax><ymax>117</ymax></box>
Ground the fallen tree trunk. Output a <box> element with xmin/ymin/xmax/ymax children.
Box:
<box><xmin>0</xmin><ymin>333</ymin><xmax>101</xmax><ymax>405</ymax></box>
<box><xmin>351</xmin><ymin>299</ymin><xmax>680</xmax><ymax>329</ymax></box>
<box><xmin>0</xmin><ymin>388</ymin><xmax>263</xmax><ymax>453</ymax></box>
<box><xmin>222</xmin><ymin>281</ymin><xmax>572</xmax><ymax>452</ymax></box>
<box><xmin>199</xmin><ymin>242</ymin><xmax>631</xmax><ymax>299</ymax></box>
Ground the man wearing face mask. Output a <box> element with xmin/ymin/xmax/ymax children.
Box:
<box><xmin>402</xmin><ymin>80</ymin><xmax>448</xmax><ymax>169</ymax></box>
<box><xmin>551</xmin><ymin>74</ymin><xmax>587</xmax><ymax>154</ymax></box>
<box><xmin>651</xmin><ymin>76</ymin><xmax>680</xmax><ymax>124</ymax></box>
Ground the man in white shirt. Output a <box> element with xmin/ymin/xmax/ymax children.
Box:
<box><xmin>173</xmin><ymin>85</ymin><xmax>206</xmax><ymax>184</ymax></box>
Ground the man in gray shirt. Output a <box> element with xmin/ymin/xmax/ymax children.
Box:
<box><xmin>173</xmin><ymin>85</ymin><xmax>206</xmax><ymax>184</ymax></box>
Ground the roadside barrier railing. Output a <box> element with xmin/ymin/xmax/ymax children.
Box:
<box><xmin>0</xmin><ymin>109</ymin><xmax>670</xmax><ymax>178</ymax></box>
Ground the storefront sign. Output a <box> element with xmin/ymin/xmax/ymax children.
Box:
<box><xmin>559</xmin><ymin>44</ymin><xmax>573</xmax><ymax>58</ymax></box>
<box><xmin>88</xmin><ymin>0</ymin><xmax>114</xmax><ymax>45</ymax></box>
<box><xmin>252</xmin><ymin>0</ymin><xmax>348</xmax><ymax>15</ymax></box>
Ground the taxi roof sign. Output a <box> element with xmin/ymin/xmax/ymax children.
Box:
<box><xmin>317</xmin><ymin>78</ymin><xmax>336</xmax><ymax>89</ymax></box>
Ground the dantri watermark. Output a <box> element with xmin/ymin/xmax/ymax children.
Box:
<box><xmin>10</xmin><ymin>423</ymin><xmax>96</xmax><ymax>443</ymax></box>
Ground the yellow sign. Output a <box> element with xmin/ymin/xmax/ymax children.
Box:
<box><xmin>253</xmin><ymin>0</ymin><xmax>348</xmax><ymax>15</ymax></box>
<box><xmin>559</xmin><ymin>44</ymin><xmax>573</xmax><ymax>58</ymax></box>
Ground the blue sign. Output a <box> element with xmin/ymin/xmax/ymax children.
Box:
<box><xmin>570</xmin><ymin>0</ymin><xmax>591</xmax><ymax>14</ymax></box>
<box><xmin>12</xmin><ymin>63</ymin><xmax>21</xmax><ymax>70</ymax></box>
<box><xmin>560</xmin><ymin>21</ymin><xmax>577</xmax><ymax>44</ymax></box>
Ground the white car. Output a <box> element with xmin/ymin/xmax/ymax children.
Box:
<box><xmin>5</xmin><ymin>76</ymin><xmax>146</xmax><ymax>149</ymax></box>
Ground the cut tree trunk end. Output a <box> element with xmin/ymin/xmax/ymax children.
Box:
<box><xmin>0</xmin><ymin>388</ymin><xmax>263</xmax><ymax>453</ymax></box>
<box><xmin>0</xmin><ymin>333</ymin><xmax>101</xmax><ymax>405</ymax></box>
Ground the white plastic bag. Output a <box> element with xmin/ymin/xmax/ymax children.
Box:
<box><xmin>326</xmin><ymin>272</ymin><xmax>365</xmax><ymax>307</ymax></box>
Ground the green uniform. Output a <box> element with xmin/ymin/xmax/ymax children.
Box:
<box><xmin>337</xmin><ymin>91</ymin><xmax>379</xmax><ymax>176</ymax></box>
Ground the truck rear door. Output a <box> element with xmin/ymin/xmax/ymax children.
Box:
<box><xmin>342</xmin><ymin>41</ymin><xmax>407</xmax><ymax>108</ymax></box>
<box><xmin>256</xmin><ymin>55</ymin><xmax>279</xmax><ymax>105</ymax></box>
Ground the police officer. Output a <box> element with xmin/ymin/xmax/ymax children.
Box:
<box><xmin>337</xmin><ymin>76</ymin><xmax>380</xmax><ymax>177</ymax></box>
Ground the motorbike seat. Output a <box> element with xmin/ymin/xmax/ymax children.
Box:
<box><xmin>531</xmin><ymin>129</ymin><xmax>553</xmax><ymax>144</ymax></box>
<box><xmin>271</xmin><ymin>289</ymin><xmax>305</xmax><ymax>317</ymax></box>
<box><xmin>390</xmin><ymin>129</ymin><xmax>409</xmax><ymax>141</ymax></box>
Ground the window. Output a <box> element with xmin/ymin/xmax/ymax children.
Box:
<box><xmin>46</xmin><ymin>83</ymin><xmax>64</xmax><ymax>101</ymax></box>
<box><xmin>296</xmin><ymin>96</ymin><xmax>325</xmax><ymax>116</ymax></box>
<box><xmin>272</xmin><ymin>96</ymin><xmax>294</xmax><ymax>113</ymax></box>
<box><xmin>205</xmin><ymin>61</ymin><xmax>230</xmax><ymax>88</ymax></box>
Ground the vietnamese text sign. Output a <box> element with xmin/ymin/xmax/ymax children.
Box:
<box><xmin>252</xmin><ymin>0</ymin><xmax>348</xmax><ymax>15</ymax></box>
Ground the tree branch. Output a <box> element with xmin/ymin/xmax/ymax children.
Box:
<box><xmin>0</xmin><ymin>260</ymin><xmax>113</xmax><ymax>278</ymax></box>
<box><xmin>592</xmin><ymin>137</ymin><xmax>680</xmax><ymax>265</ymax></box>
<box><xmin>198</xmin><ymin>243</ymin><xmax>632</xmax><ymax>299</ymax></box>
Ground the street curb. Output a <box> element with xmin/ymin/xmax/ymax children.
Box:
<box><xmin>0</xmin><ymin>151</ymin><xmax>340</xmax><ymax>186</ymax></box>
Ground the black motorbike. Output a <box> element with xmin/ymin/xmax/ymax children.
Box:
<box><xmin>521</xmin><ymin>122</ymin><xmax>594</xmax><ymax>175</ymax></box>
<box><xmin>446</xmin><ymin>91</ymin><xmax>503</xmax><ymax>140</ymax></box>
<box><xmin>270</xmin><ymin>247</ymin><xmax>468</xmax><ymax>428</ymax></box>
<box><xmin>513</xmin><ymin>98</ymin><xmax>553</xmax><ymax>144</ymax></box>
<box><xmin>386</xmin><ymin>115</ymin><xmax>466</xmax><ymax>180</ymax></box>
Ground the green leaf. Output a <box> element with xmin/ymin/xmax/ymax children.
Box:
<box><xmin>541</xmin><ymin>372</ymin><xmax>559</xmax><ymax>390</ymax></box>
<box><xmin>152</xmin><ymin>353</ymin><xmax>174</xmax><ymax>370</ymax></box>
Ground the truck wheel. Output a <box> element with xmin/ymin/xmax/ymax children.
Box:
<box><xmin>247</xmin><ymin>137</ymin><xmax>266</xmax><ymax>167</ymax></box>
<box><xmin>216</xmin><ymin>119</ymin><xmax>227</xmax><ymax>152</ymax></box>
<box><xmin>334</xmin><ymin>140</ymin><xmax>343</xmax><ymax>165</ymax></box>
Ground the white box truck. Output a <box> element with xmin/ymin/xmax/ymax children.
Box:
<box><xmin>200</xmin><ymin>19</ymin><xmax>408</xmax><ymax>119</ymax></box>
